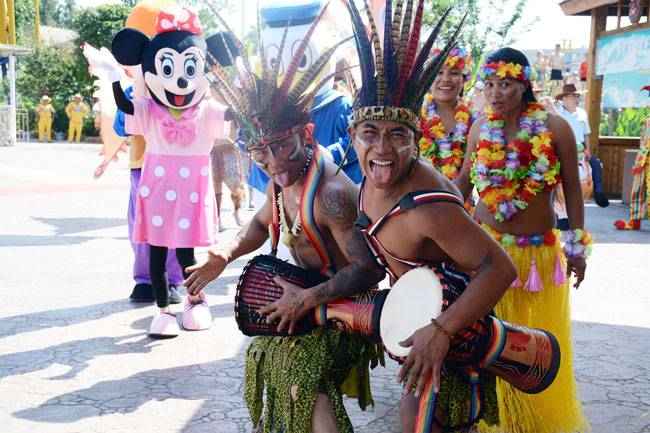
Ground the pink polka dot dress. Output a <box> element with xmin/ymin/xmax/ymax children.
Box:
<box><xmin>126</xmin><ymin>97</ymin><xmax>230</xmax><ymax>248</ymax></box>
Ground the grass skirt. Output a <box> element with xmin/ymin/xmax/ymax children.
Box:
<box><xmin>479</xmin><ymin>225</ymin><xmax>590</xmax><ymax>433</ymax></box>
<box><xmin>244</xmin><ymin>327</ymin><xmax>383</xmax><ymax>433</ymax></box>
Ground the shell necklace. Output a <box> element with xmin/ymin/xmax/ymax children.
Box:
<box><xmin>277</xmin><ymin>148</ymin><xmax>313</xmax><ymax>249</ymax></box>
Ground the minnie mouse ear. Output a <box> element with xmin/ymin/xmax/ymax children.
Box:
<box><xmin>205</xmin><ymin>31</ymin><xmax>238</xmax><ymax>67</ymax></box>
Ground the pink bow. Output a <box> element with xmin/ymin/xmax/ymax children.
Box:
<box><xmin>160</xmin><ymin>116</ymin><xmax>196</xmax><ymax>147</ymax></box>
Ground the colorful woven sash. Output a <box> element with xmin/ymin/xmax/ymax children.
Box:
<box><xmin>269</xmin><ymin>145</ymin><xmax>335</xmax><ymax>277</ymax></box>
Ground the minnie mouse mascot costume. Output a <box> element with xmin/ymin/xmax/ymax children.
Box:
<box><xmin>100</xmin><ymin>5</ymin><xmax>235</xmax><ymax>338</ymax></box>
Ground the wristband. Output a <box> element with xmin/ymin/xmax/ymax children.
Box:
<box><xmin>431</xmin><ymin>317</ymin><xmax>454</xmax><ymax>340</ymax></box>
<box><xmin>563</xmin><ymin>228</ymin><xmax>594</xmax><ymax>259</ymax></box>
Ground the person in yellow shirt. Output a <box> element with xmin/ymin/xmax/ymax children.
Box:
<box><xmin>65</xmin><ymin>93</ymin><xmax>89</xmax><ymax>142</ymax></box>
<box><xmin>36</xmin><ymin>95</ymin><xmax>55</xmax><ymax>142</ymax></box>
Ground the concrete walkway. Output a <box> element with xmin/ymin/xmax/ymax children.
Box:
<box><xmin>0</xmin><ymin>141</ymin><xmax>648</xmax><ymax>433</ymax></box>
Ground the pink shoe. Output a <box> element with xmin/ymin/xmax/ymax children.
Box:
<box><xmin>148</xmin><ymin>312</ymin><xmax>180</xmax><ymax>338</ymax></box>
<box><xmin>182</xmin><ymin>291</ymin><xmax>212</xmax><ymax>330</ymax></box>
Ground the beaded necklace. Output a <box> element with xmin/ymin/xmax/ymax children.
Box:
<box><xmin>277</xmin><ymin>148</ymin><xmax>313</xmax><ymax>249</ymax></box>
<box><xmin>419</xmin><ymin>95</ymin><xmax>471</xmax><ymax>180</ymax></box>
<box><xmin>470</xmin><ymin>102</ymin><xmax>561</xmax><ymax>222</ymax></box>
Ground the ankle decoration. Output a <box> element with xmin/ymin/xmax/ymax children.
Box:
<box><xmin>562</xmin><ymin>229</ymin><xmax>594</xmax><ymax>259</ymax></box>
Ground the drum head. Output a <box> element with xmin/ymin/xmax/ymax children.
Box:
<box><xmin>380</xmin><ymin>266</ymin><xmax>443</xmax><ymax>359</ymax></box>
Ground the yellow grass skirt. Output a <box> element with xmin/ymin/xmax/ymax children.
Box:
<box><xmin>478</xmin><ymin>224</ymin><xmax>590</xmax><ymax>433</ymax></box>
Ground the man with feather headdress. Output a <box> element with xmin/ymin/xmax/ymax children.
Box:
<box><xmin>183</xmin><ymin>3</ymin><xmax>385</xmax><ymax>431</ymax></box>
<box><xmin>344</xmin><ymin>1</ymin><xmax>516</xmax><ymax>431</ymax></box>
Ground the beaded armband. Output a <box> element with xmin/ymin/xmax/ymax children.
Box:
<box><xmin>563</xmin><ymin>229</ymin><xmax>594</xmax><ymax>259</ymax></box>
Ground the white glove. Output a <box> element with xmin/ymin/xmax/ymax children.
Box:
<box><xmin>83</xmin><ymin>45</ymin><xmax>126</xmax><ymax>83</ymax></box>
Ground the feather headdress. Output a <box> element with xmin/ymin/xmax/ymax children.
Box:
<box><xmin>204</xmin><ymin>1</ymin><xmax>348</xmax><ymax>151</ymax></box>
<box><xmin>345</xmin><ymin>0</ymin><xmax>467</xmax><ymax>131</ymax></box>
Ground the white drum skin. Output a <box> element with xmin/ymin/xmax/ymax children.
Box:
<box><xmin>380</xmin><ymin>267</ymin><xmax>444</xmax><ymax>358</ymax></box>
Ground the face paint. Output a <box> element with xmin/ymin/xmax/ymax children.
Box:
<box><xmin>287</xmin><ymin>141</ymin><xmax>305</xmax><ymax>162</ymax></box>
<box><xmin>395</xmin><ymin>143</ymin><xmax>413</xmax><ymax>155</ymax></box>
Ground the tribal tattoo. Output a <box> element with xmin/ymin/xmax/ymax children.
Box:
<box><xmin>313</xmin><ymin>189</ymin><xmax>385</xmax><ymax>302</ymax></box>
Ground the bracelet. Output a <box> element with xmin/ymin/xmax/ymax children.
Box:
<box><xmin>431</xmin><ymin>317</ymin><xmax>454</xmax><ymax>340</ymax></box>
<box><xmin>562</xmin><ymin>228</ymin><xmax>594</xmax><ymax>259</ymax></box>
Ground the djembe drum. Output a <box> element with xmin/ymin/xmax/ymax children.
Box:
<box><xmin>235</xmin><ymin>256</ymin><xmax>560</xmax><ymax>394</ymax></box>
<box><xmin>234</xmin><ymin>254</ymin><xmax>387</xmax><ymax>342</ymax></box>
<box><xmin>380</xmin><ymin>266</ymin><xmax>561</xmax><ymax>394</ymax></box>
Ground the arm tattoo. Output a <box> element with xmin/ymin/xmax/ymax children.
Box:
<box><xmin>321</xmin><ymin>190</ymin><xmax>357</xmax><ymax>228</ymax></box>
<box><xmin>313</xmin><ymin>231</ymin><xmax>384</xmax><ymax>302</ymax></box>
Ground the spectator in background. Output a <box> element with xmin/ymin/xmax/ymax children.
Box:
<box><xmin>36</xmin><ymin>95</ymin><xmax>55</xmax><ymax>143</ymax></box>
<box><xmin>579</xmin><ymin>53</ymin><xmax>588</xmax><ymax>91</ymax></box>
<box><xmin>551</xmin><ymin>84</ymin><xmax>609</xmax><ymax>208</ymax></box>
<box><xmin>65</xmin><ymin>94</ymin><xmax>89</xmax><ymax>142</ymax></box>
<box><xmin>549</xmin><ymin>44</ymin><xmax>566</xmax><ymax>97</ymax></box>
<box><xmin>534</xmin><ymin>49</ymin><xmax>548</xmax><ymax>91</ymax></box>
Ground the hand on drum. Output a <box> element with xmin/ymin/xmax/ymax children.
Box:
<box><xmin>397</xmin><ymin>323</ymin><xmax>450</xmax><ymax>397</ymax></box>
<box><xmin>258</xmin><ymin>278</ymin><xmax>311</xmax><ymax>335</ymax></box>
<box><xmin>566</xmin><ymin>256</ymin><xmax>586</xmax><ymax>289</ymax></box>
<box><xmin>183</xmin><ymin>249</ymin><xmax>228</xmax><ymax>295</ymax></box>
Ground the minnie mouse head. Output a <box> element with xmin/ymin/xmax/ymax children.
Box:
<box><xmin>112</xmin><ymin>5</ymin><xmax>235</xmax><ymax>110</ymax></box>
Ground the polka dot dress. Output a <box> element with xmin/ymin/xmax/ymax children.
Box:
<box><xmin>127</xmin><ymin>97</ymin><xmax>230</xmax><ymax>248</ymax></box>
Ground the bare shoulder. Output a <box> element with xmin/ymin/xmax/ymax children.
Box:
<box><xmin>316</xmin><ymin>161</ymin><xmax>360</xmax><ymax>228</ymax></box>
<box><xmin>546</xmin><ymin>112</ymin><xmax>571</xmax><ymax>131</ymax></box>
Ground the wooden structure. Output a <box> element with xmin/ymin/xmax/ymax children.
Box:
<box><xmin>559</xmin><ymin>0</ymin><xmax>649</xmax><ymax>196</ymax></box>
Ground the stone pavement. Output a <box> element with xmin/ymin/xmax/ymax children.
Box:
<box><xmin>0</xmin><ymin>141</ymin><xmax>648</xmax><ymax>433</ymax></box>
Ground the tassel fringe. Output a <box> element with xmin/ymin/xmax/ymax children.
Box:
<box><xmin>478</xmin><ymin>237</ymin><xmax>590</xmax><ymax>433</ymax></box>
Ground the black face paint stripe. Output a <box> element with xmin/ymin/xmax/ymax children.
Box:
<box><xmin>287</xmin><ymin>142</ymin><xmax>304</xmax><ymax>162</ymax></box>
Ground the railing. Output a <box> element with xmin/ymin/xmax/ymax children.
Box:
<box><xmin>597</xmin><ymin>136</ymin><xmax>640</xmax><ymax>196</ymax></box>
<box><xmin>0</xmin><ymin>106</ymin><xmax>30</xmax><ymax>145</ymax></box>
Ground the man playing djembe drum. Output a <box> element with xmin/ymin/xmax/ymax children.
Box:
<box><xmin>183</xmin><ymin>4</ymin><xmax>385</xmax><ymax>432</ymax></box>
<box><xmin>334</xmin><ymin>2</ymin><xmax>518</xmax><ymax>432</ymax></box>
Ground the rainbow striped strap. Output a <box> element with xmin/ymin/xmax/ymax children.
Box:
<box><xmin>415</xmin><ymin>373</ymin><xmax>437</xmax><ymax>433</ymax></box>
<box><xmin>300</xmin><ymin>146</ymin><xmax>336</xmax><ymax>277</ymax></box>
<box><xmin>268</xmin><ymin>184</ymin><xmax>281</xmax><ymax>256</ymax></box>
<box><xmin>480</xmin><ymin>317</ymin><xmax>506</xmax><ymax>369</ymax></box>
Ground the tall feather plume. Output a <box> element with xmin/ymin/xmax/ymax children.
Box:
<box><xmin>265</xmin><ymin>20</ymin><xmax>291</xmax><ymax>102</ymax></box>
<box><xmin>206</xmin><ymin>3</ymin><xmax>260</xmax><ymax>115</ymax></box>
<box><xmin>406</xmin><ymin>7</ymin><xmax>451</xmax><ymax>88</ymax></box>
<box><xmin>391</xmin><ymin>0</ymin><xmax>403</xmax><ymax>55</ymax></box>
<box><xmin>382</xmin><ymin>0</ymin><xmax>393</xmax><ymax>105</ymax></box>
<box><xmin>284</xmin><ymin>37</ymin><xmax>353</xmax><ymax>109</ymax></box>
<box><xmin>410</xmin><ymin>12</ymin><xmax>468</xmax><ymax>110</ymax></box>
<box><xmin>396</xmin><ymin>0</ymin><xmax>414</xmax><ymax>71</ymax></box>
<box><xmin>275</xmin><ymin>1</ymin><xmax>330</xmax><ymax>108</ymax></box>
<box><xmin>392</xmin><ymin>0</ymin><xmax>424</xmax><ymax>105</ymax></box>
<box><xmin>256</xmin><ymin>4</ymin><xmax>269</xmax><ymax>94</ymax></box>
<box><xmin>296</xmin><ymin>65</ymin><xmax>355</xmax><ymax>113</ymax></box>
<box><xmin>362</xmin><ymin>0</ymin><xmax>383</xmax><ymax>106</ymax></box>
<box><xmin>344</xmin><ymin>0</ymin><xmax>373</xmax><ymax>106</ymax></box>
<box><xmin>387</xmin><ymin>0</ymin><xmax>403</xmax><ymax>95</ymax></box>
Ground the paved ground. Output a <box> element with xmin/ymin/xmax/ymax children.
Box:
<box><xmin>1</xmin><ymin>141</ymin><xmax>648</xmax><ymax>433</ymax></box>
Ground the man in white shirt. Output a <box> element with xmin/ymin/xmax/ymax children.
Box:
<box><xmin>554</xmin><ymin>83</ymin><xmax>609</xmax><ymax>207</ymax></box>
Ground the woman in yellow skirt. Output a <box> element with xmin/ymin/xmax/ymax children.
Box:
<box><xmin>456</xmin><ymin>47</ymin><xmax>593</xmax><ymax>433</ymax></box>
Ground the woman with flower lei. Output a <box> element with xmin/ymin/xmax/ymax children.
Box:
<box><xmin>456</xmin><ymin>48</ymin><xmax>592</xmax><ymax>433</ymax></box>
<box><xmin>419</xmin><ymin>47</ymin><xmax>478</xmax><ymax>181</ymax></box>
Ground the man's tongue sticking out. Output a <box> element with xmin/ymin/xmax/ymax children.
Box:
<box><xmin>274</xmin><ymin>171</ymin><xmax>292</xmax><ymax>187</ymax></box>
<box><xmin>370</xmin><ymin>160</ymin><xmax>393</xmax><ymax>185</ymax></box>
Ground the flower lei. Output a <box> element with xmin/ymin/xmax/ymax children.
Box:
<box><xmin>419</xmin><ymin>95</ymin><xmax>471</xmax><ymax>180</ymax></box>
<box><xmin>563</xmin><ymin>228</ymin><xmax>594</xmax><ymax>259</ymax></box>
<box><xmin>478</xmin><ymin>61</ymin><xmax>537</xmax><ymax>82</ymax></box>
<box><xmin>470</xmin><ymin>102</ymin><xmax>561</xmax><ymax>222</ymax></box>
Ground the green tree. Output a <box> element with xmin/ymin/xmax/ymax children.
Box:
<box><xmin>38</xmin><ymin>0</ymin><xmax>59</xmax><ymax>27</ymax></box>
<box><xmin>16</xmin><ymin>47</ymin><xmax>78</xmax><ymax>135</ymax></box>
<box><xmin>70</xmin><ymin>4</ymin><xmax>131</xmax><ymax>102</ymax></box>
<box><xmin>422</xmin><ymin>0</ymin><xmax>534</xmax><ymax>67</ymax></box>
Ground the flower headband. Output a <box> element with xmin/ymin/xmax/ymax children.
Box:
<box><xmin>478</xmin><ymin>61</ymin><xmax>537</xmax><ymax>82</ymax></box>
<box><xmin>426</xmin><ymin>46</ymin><xmax>472</xmax><ymax>76</ymax></box>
